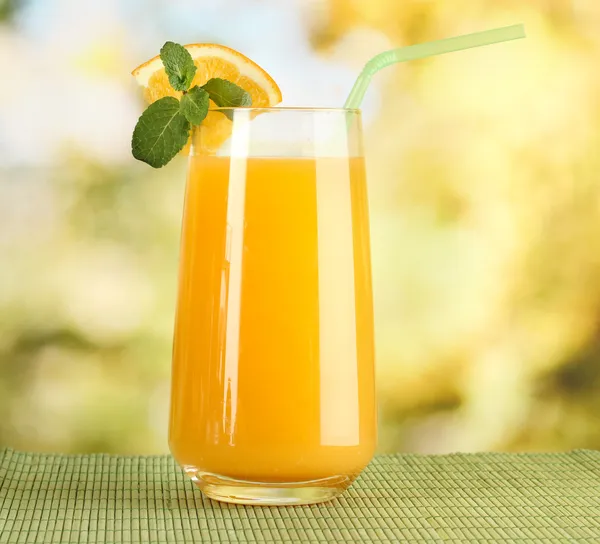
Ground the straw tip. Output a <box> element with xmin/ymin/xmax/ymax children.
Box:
<box><xmin>514</xmin><ymin>23</ymin><xmax>527</xmax><ymax>38</ymax></box>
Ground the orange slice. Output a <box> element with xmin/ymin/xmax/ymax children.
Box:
<box><xmin>132</xmin><ymin>44</ymin><xmax>282</xmax><ymax>154</ymax></box>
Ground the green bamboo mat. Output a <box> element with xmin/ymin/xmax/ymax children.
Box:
<box><xmin>0</xmin><ymin>449</ymin><xmax>599</xmax><ymax>543</ymax></box>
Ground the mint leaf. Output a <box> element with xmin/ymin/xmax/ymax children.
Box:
<box><xmin>202</xmin><ymin>78</ymin><xmax>252</xmax><ymax>106</ymax></box>
<box><xmin>160</xmin><ymin>41</ymin><xmax>197</xmax><ymax>92</ymax></box>
<box><xmin>201</xmin><ymin>78</ymin><xmax>252</xmax><ymax>120</ymax></box>
<box><xmin>132</xmin><ymin>96</ymin><xmax>190</xmax><ymax>168</ymax></box>
<box><xmin>180</xmin><ymin>86</ymin><xmax>210</xmax><ymax>125</ymax></box>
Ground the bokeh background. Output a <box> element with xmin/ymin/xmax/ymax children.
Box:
<box><xmin>1</xmin><ymin>0</ymin><xmax>600</xmax><ymax>455</ymax></box>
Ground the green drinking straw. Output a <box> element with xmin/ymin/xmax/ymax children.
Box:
<box><xmin>344</xmin><ymin>24</ymin><xmax>526</xmax><ymax>109</ymax></box>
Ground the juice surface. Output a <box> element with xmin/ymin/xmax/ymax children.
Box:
<box><xmin>169</xmin><ymin>155</ymin><xmax>376</xmax><ymax>482</ymax></box>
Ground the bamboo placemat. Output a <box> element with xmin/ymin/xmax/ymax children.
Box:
<box><xmin>1</xmin><ymin>448</ymin><xmax>599</xmax><ymax>543</ymax></box>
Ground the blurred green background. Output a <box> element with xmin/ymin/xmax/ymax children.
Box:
<box><xmin>1</xmin><ymin>0</ymin><xmax>600</xmax><ymax>455</ymax></box>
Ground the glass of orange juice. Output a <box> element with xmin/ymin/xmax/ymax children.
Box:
<box><xmin>169</xmin><ymin>107</ymin><xmax>376</xmax><ymax>505</ymax></box>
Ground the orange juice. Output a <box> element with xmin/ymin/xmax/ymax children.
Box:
<box><xmin>169</xmin><ymin>155</ymin><xmax>376</xmax><ymax>484</ymax></box>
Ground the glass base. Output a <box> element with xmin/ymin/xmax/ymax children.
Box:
<box><xmin>184</xmin><ymin>467</ymin><xmax>355</xmax><ymax>505</ymax></box>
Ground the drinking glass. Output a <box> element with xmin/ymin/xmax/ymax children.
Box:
<box><xmin>169</xmin><ymin>108</ymin><xmax>376</xmax><ymax>505</ymax></box>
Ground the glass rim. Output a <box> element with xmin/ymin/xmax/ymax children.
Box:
<box><xmin>209</xmin><ymin>106</ymin><xmax>361</xmax><ymax>114</ymax></box>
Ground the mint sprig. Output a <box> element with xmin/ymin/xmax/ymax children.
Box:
<box><xmin>132</xmin><ymin>41</ymin><xmax>253</xmax><ymax>168</ymax></box>
<box><xmin>160</xmin><ymin>42</ymin><xmax>197</xmax><ymax>92</ymax></box>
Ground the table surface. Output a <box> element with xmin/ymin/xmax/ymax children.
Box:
<box><xmin>0</xmin><ymin>448</ymin><xmax>599</xmax><ymax>543</ymax></box>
